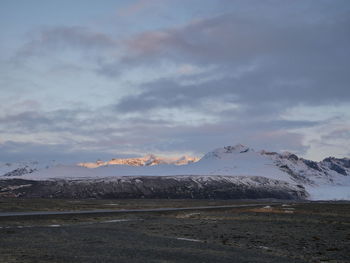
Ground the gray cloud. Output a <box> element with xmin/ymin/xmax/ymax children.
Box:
<box><xmin>2</xmin><ymin>0</ymin><xmax>349</xmax><ymax>162</ymax></box>
<box><xmin>0</xmin><ymin>109</ymin><xmax>89</xmax><ymax>133</ymax></box>
<box><xmin>122</xmin><ymin>9</ymin><xmax>350</xmax><ymax>64</ymax></box>
<box><xmin>112</xmin><ymin>7</ymin><xmax>350</xmax><ymax>115</ymax></box>
<box><xmin>17</xmin><ymin>26</ymin><xmax>117</xmax><ymax>57</ymax></box>
<box><xmin>0</xmin><ymin>102</ymin><xmax>319</xmax><ymax>162</ymax></box>
<box><xmin>0</xmin><ymin>141</ymin><xmax>121</xmax><ymax>163</ymax></box>
<box><xmin>322</xmin><ymin>128</ymin><xmax>350</xmax><ymax>141</ymax></box>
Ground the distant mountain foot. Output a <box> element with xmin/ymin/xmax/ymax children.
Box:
<box><xmin>0</xmin><ymin>176</ymin><xmax>307</xmax><ymax>200</ymax></box>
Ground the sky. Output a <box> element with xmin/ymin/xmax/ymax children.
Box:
<box><xmin>0</xmin><ymin>0</ymin><xmax>349</xmax><ymax>163</ymax></box>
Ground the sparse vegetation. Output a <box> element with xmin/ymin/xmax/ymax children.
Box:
<box><xmin>0</xmin><ymin>200</ymin><xmax>349</xmax><ymax>262</ymax></box>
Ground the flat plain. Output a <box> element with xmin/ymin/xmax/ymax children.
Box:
<box><xmin>0</xmin><ymin>199</ymin><xmax>349</xmax><ymax>263</ymax></box>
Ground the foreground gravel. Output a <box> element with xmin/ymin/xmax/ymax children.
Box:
<box><xmin>0</xmin><ymin>201</ymin><xmax>349</xmax><ymax>262</ymax></box>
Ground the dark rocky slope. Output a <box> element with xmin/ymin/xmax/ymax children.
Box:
<box><xmin>0</xmin><ymin>176</ymin><xmax>307</xmax><ymax>200</ymax></box>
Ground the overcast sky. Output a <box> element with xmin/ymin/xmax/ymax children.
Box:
<box><xmin>0</xmin><ymin>0</ymin><xmax>349</xmax><ymax>163</ymax></box>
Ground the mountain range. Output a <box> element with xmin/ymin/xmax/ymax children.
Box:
<box><xmin>77</xmin><ymin>155</ymin><xmax>199</xmax><ymax>168</ymax></box>
<box><xmin>0</xmin><ymin>144</ymin><xmax>349</xmax><ymax>200</ymax></box>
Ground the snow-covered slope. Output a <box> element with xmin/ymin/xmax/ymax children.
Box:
<box><xmin>78</xmin><ymin>154</ymin><xmax>199</xmax><ymax>168</ymax></box>
<box><xmin>1</xmin><ymin>144</ymin><xmax>349</xmax><ymax>200</ymax></box>
<box><xmin>3</xmin><ymin>145</ymin><xmax>293</xmax><ymax>183</ymax></box>
<box><xmin>261</xmin><ymin>151</ymin><xmax>350</xmax><ymax>200</ymax></box>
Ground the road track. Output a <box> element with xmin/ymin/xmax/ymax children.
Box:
<box><xmin>0</xmin><ymin>203</ymin><xmax>273</xmax><ymax>218</ymax></box>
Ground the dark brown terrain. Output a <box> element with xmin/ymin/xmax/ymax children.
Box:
<box><xmin>0</xmin><ymin>199</ymin><xmax>349</xmax><ymax>263</ymax></box>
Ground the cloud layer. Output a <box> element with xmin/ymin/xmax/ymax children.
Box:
<box><xmin>1</xmin><ymin>0</ymin><xmax>349</xmax><ymax>162</ymax></box>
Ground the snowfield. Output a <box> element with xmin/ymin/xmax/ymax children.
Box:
<box><xmin>1</xmin><ymin>144</ymin><xmax>349</xmax><ymax>200</ymax></box>
<box><xmin>78</xmin><ymin>154</ymin><xmax>199</xmax><ymax>168</ymax></box>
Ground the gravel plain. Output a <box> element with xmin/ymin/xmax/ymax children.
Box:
<box><xmin>0</xmin><ymin>199</ymin><xmax>349</xmax><ymax>263</ymax></box>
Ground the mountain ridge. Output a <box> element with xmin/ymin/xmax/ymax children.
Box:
<box><xmin>77</xmin><ymin>154</ymin><xmax>199</xmax><ymax>168</ymax></box>
<box><xmin>1</xmin><ymin>144</ymin><xmax>349</xmax><ymax>200</ymax></box>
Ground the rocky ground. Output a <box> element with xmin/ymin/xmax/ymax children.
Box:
<box><xmin>0</xmin><ymin>200</ymin><xmax>349</xmax><ymax>262</ymax></box>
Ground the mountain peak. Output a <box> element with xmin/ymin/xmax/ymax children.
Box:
<box><xmin>223</xmin><ymin>144</ymin><xmax>250</xmax><ymax>153</ymax></box>
<box><xmin>202</xmin><ymin>144</ymin><xmax>252</xmax><ymax>160</ymax></box>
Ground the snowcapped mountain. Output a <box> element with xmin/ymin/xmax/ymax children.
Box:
<box><xmin>77</xmin><ymin>154</ymin><xmax>199</xmax><ymax>168</ymax></box>
<box><xmin>0</xmin><ymin>144</ymin><xmax>349</xmax><ymax>200</ymax></box>
<box><xmin>0</xmin><ymin>161</ymin><xmax>56</xmax><ymax>177</ymax></box>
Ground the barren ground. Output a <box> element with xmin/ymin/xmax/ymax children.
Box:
<box><xmin>0</xmin><ymin>199</ymin><xmax>349</xmax><ymax>263</ymax></box>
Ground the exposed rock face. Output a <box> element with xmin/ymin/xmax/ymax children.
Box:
<box><xmin>302</xmin><ymin>160</ymin><xmax>322</xmax><ymax>172</ymax></box>
<box><xmin>3</xmin><ymin>167</ymin><xmax>36</xmax><ymax>177</ymax></box>
<box><xmin>0</xmin><ymin>176</ymin><xmax>307</xmax><ymax>200</ymax></box>
<box><xmin>321</xmin><ymin>157</ymin><xmax>349</xmax><ymax>176</ymax></box>
<box><xmin>263</xmin><ymin>151</ymin><xmax>349</xmax><ymax>184</ymax></box>
<box><xmin>0</xmin><ymin>161</ymin><xmax>54</xmax><ymax>178</ymax></box>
